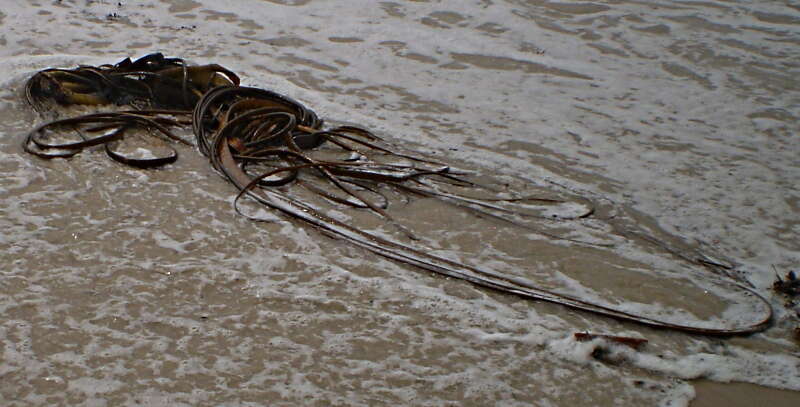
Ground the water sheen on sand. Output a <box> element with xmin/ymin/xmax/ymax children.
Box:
<box><xmin>0</xmin><ymin>1</ymin><xmax>798</xmax><ymax>406</ymax></box>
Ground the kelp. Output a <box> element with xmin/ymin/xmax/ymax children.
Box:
<box><xmin>24</xmin><ymin>53</ymin><xmax>237</xmax><ymax>167</ymax></box>
<box><xmin>26</xmin><ymin>52</ymin><xmax>239</xmax><ymax>111</ymax></box>
<box><xmin>22</xmin><ymin>54</ymin><xmax>773</xmax><ymax>336</ymax></box>
<box><xmin>23</xmin><ymin>110</ymin><xmax>191</xmax><ymax>167</ymax></box>
<box><xmin>773</xmin><ymin>269</ymin><xmax>799</xmax><ymax>298</ymax></box>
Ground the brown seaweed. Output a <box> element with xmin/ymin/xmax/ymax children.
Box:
<box><xmin>21</xmin><ymin>54</ymin><xmax>774</xmax><ymax>336</ymax></box>
<box><xmin>773</xmin><ymin>269</ymin><xmax>799</xmax><ymax>297</ymax></box>
<box><xmin>26</xmin><ymin>53</ymin><xmax>239</xmax><ymax>111</ymax></box>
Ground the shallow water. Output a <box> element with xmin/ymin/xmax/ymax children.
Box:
<box><xmin>1</xmin><ymin>1</ymin><xmax>799</xmax><ymax>406</ymax></box>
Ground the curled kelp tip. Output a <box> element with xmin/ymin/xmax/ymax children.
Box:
<box><xmin>21</xmin><ymin>53</ymin><xmax>774</xmax><ymax>336</ymax></box>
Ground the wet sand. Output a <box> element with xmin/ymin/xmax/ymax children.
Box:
<box><xmin>693</xmin><ymin>381</ymin><xmax>800</xmax><ymax>407</ymax></box>
<box><xmin>1</xmin><ymin>0</ymin><xmax>799</xmax><ymax>406</ymax></box>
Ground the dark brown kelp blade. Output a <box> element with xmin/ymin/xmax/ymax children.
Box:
<box><xmin>23</xmin><ymin>110</ymin><xmax>191</xmax><ymax>168</ymax></box>
<box><xmin>25</xmin><ymin>53</ymin><xmax>240</xmax><ymax>112</ymax></box>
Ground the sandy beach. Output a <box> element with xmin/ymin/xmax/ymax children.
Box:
<box><xmin>1</xmin><ymin>1</ymin><xmax>798</xmax><ymax>405</ymax></box>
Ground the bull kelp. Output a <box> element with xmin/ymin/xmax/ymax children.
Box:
<box><xmin>22</xmin><ymin>53</ymin><xmax>772</xmax><ymax>336</ymax></box>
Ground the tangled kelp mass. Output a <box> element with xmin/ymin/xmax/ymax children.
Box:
<box><xmin>26</xmin><ymin>53</ymin><xmax>239</xmax><ymax>110</ymax></box>
<box><xmin>23</xmin><ymin>54</ymin><xmax>772</xmax><ymax>336</ymax></box>
<box><xmin>24</xmin><ymin>53</ymin><xmax>239</xmax><ymax>167</ymax></box>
